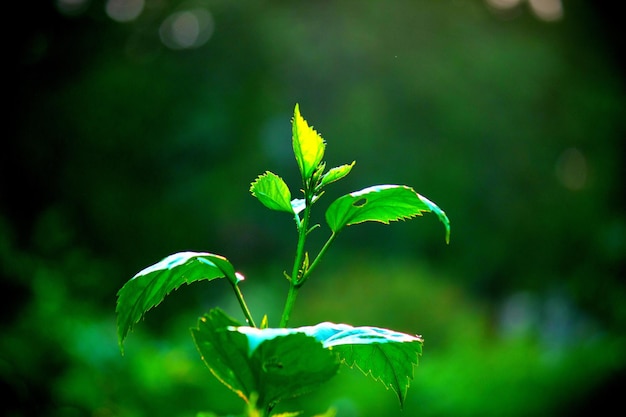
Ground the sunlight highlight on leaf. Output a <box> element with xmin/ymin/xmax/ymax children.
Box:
<box><xmin>233</xmin><ymin>321</ymin><xmax>423</xmax><ymax>407</ymax></box>
<box><xmin>116</xmin><ymin>252</ymin><xmax>238</xmax><ymax>351</ymax></box>
<box><xmin>325</xmin><ymin>185</ymin><xmax>450</xmax><ymax>243</ymax></box>
<box><xmin>250</xmin><ymin>171</ymin><xmax>294</xmax><ymax>213</ymax></box>
<box><xmin>193</xmin><ymin>310</ymin><xmax>339</xmax><ymax>410</ymax></box>
<box><xmin>292</xmin><ymin>103</ymin><xmax>325</xmax><ymax>181</ymax></box>
<box><xmin>325</xmin><ymin>185</ymin><xmax>430</xmax><ymax>232</ymax></box>
<box><xmin>317</xmin><ymin>161</ymin><xmax>356</xmax><ymax>191</ymax></box>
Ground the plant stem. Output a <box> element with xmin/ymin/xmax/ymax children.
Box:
<box><xmin>231</xmin><ymin>282</ymin><xmax>257</xmax><ymax>328</ymax></box>
<box><xmin>298</xmin><ymin>231</ymin><xmax>337</xmax><ymax>286</ymax></box>
<box><xmin>279</xmin><ymin>284</ymin><xmax>298</xmax><ymax>328</ymax></box>
<box><xmin>279</xmin><ymin>231</ymin><xmax>338</xmax><ymax>328</ymax></box>
<box><xmin>279</xmin><ymin>193</ymin><xmax>312</xmax><ymax>328</ymax></box>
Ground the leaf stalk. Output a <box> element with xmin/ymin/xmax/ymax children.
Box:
<box><xmin>231</xmin><ymin>282</ymin><xmax>257</xmax><ymax>328</ymax></box>
<box><xmin>297</xmin><ymin>231</ymin><xmax>337</xmax><ymax>287</ymax></box>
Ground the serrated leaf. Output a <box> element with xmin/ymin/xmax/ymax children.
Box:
<box><xmin>325</xmin><ymin>185</ymin><xmax>450</xmax><ymax>243</ymax></box>
<box><xmin>193</xmin><ymin>314</ymin><xmax>339</xmax><ymax>410</ymax></box>
<box><xmin>323</xmin><ymin>327</ymin><xmax>423</xmax><ymax>408</ymax></box>
<box><xmin>116</xmin><ymin>252</ymin><xmax>241</xmax><ymax>351</ymax></box>
<box><xmin>249</xmin><ymin>332</ymin><xmax>339</xmax><ymax>408</ymax></box>
<box><xmin>191</xmin><ymin>309</ymin><xmax>254</xmax><ymax>403</ymax></box>
<box><xmin>291</xmin><ymin>322</ymin><xmax>423</xmax><ymax>407</ymax></box>
<box><xmin>293</xmin><ymin>104</ymin><xmax>325</xmax><ymax>181</ymax></box>
<box><xmin>250</xmin><ymin>171</ymin><xmax>294</xmax><ymax>213</ymax></box>
<box><xmin>316</xmin><ymin>161</ymin><xmax>355</xmax><ymax>191</ymax></box>
<box><xmin>418</xmin><ymin>194</ymin><xmax>451</xmax><ymax>244</ymax></box>
<box><xmin>235</xmin><ymin>322</ymin><xmax>423</xmax><ymax>407</ymax></box>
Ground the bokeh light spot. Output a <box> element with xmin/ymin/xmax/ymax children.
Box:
<box><xmin>56</xmin><ymin>0</ymin><xmax>90</xmax><ymax>16</ymax></box>
<box><xmin>485</xmin><ymin>0</ymin><xmax>563</xmax><ymax>21</ymax></box>
<box><xmin>486</xmin><ymin>0</ymin><xmax>522</xmax><ymax>9</ymax></box>
<box><xmin>159</xmin><ymin>8</ymin><xmax>214</xmax><ymax>50</ymax></box>
<box><xmin>105</xmin><ymin>0</ymin><xmax>145</xmax><ymax>23</ymax></box>
<box><xmin>528</xmin><ymin>0</ymin><xmax>563</xmax><ymax>21</ymax></box>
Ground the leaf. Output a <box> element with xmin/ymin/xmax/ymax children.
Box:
<box><xmin>250</xmin><ymin>171</ymin><xmax>294</xmax><ymax>213</ymax></box>
<box><xmin>325</xmin><ymin>185</ymin><xmax>450</xmax><ymax>242</ymax></box>
<box><xmin>322</xmin><ymin>326</ymin><xmax>423</xmax><ymax>408</ymax></box>
<box><xmin>418</xmin><ymin>194</ymin><xmax>451</xmax><ymax>244</ymax></box>
<box><xmin>293</xmin><ymin>103</ymin><xmax>325</xmax><ymax>181</ymax></box>
<box><xmin>116</xmin><ymin>251</ymin><xmax>241</xmax><ymax>351</ymax></box>
<box><xmin>193</xmin><ymin>312</ymin><xmax>339</xmax><ymax>410</ymax></box>
<box><xmin>191</xmin><ymin>309</ymin><xmax>255</xmax><ymax>403</ymax></box>
<box><xmin>249</xmin><ymin>332</ymin><xmax>339</xmax><ymax>408</ymax></box>
<box><xmin>291</xmin><ymin>198</ymin><xmax>306</xmax><ymax>215</ymax></box>
<box><xmin>316</xmin><ymin>161</ymin><xmax>356</xmax><ymax>191</ymax></box>
<box><xmin>235</xmin><ymin>322</ymin><xmax>423</xmax><ymax>408</ymax></box>
<box><xmin>293</xmin><ymin>322</ymin><xmax>423</xmax><ymax>407</ymax></box>
<box><xmin>291</xmin><ymin>194</ymin><xmax>322</xmax><ymax>215</ymax></box>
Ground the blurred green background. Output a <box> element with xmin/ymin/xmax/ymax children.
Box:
<box><xmin>2</xmin><ymin>0</ymin><xmax>625</xmax><ymax>416</ymax></box>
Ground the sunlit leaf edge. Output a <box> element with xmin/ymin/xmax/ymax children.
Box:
<box><xmin>325</xmin><ymin>185</ymin><xmax>430</xmax><ymax>232</ymax></box>
<box><xmin>250</xmin><ymin>171</ymin><xmax>294</xmax><ymax>213</ymax></box>
<box><xmin>316</xmin><ymin>161</ymin><xmax>356</xmax><ymax>191</ymax></box>
<box><xmin>116</xmin><ymin>251</ymin><xmax>237</xmax><ymax>351</ymax></box>
<box><xmin>231</xmin><ymin>322</ymin><xmax>422</xmax><ymax>406</ymax></box>
<box><xmin>333</xmin><ymin>341</ymin><xmax>422</xmax><ymax>407</ymax></box>
<box><xmin>191</xmin><ymin>308</ymin><xmax>253</xmax><ymax>403</ymax></box>
<box><xmin>293</xmin><ymin>103</ymin><xmax>325</xmax><ymax>181</ymax></box>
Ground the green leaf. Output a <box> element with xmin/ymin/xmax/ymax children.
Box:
<box><xmin>291</xmin><ymin>198</ymin><xmax>306</xmax><ymax>215</ymax></box>
<box><xmin>325</xmin><ymin>185</ymin><xmax>450</xmax><ymax>242</ymax></box>
<box><xmin>316</xmin><ymin>161</ymin><xmax>355</xmax><ymax>191</ymax></box>
<box><xmin>250</xmin><ymin>171</ymin><xmax>294</xmax><ymax>213</ymax></box>
<box><xmin>191</xmin><ymin>309</ymin><xmax>255</xmax><ymax>403</ymax></box>
<box><xmin>249</xmin><ymin>332</ymin><xmax>339</xmax><ymax>408</ymax></box>
<box><xmin>291</xmin><ymin>194</ymin><xmax>321</xmax><ymax>215</ymax></box>
<box><xmin>116</xmin><ymin>252</ymin><xmax>241</xmax><ymax>351</ymax></box>
<box><xmin>193</xmin><ymin>311</ymin><xmax>339</xmax><ymax>410</ymax></box>
<box><xmin>418</xmin><ymin>193</ymin><xmax>451</xmax><ymax>244</ymax></box>
<box><xmin>293</xmin><ymin>103</ymin><xmax>325</xmax><ymax>181</ymax></box>
<box><xmin>321</xmin><ymin>325</ymin><xmax>423</xmax><ymax>408</ymax></box>
<box><xmin>235</xmin><ymin>322</ymin><xmax>423</xmax><ymax>408</ymax></box>
<box><xmin>284</xmin><ymin>322</ymin><xmax>423</xmax><ymax>407</ymax></box>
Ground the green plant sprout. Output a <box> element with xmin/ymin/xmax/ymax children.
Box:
<box><xmin>116</xmin><ymin>104</ymin><xmax>450</xmax><ymax>417</ymax></box>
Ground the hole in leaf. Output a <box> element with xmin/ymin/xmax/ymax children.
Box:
<box><xmin>353</xmin><ymin>198</ymin><xmax>367</xmax><ymax>207</ymax></box>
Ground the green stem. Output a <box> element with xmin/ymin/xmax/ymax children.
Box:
<box><xmin>298</xmin><ymin>231</ymin><xmax>337</xmax><ymax>286</ymax></box>
<box><xmin>279</xmin><ymin>284</ymin><xmax>298</xmax><ymax>328</ymax></box>
<box><xmin>231</xmin><ymin>282</ymin><xmax>257</xmax><ymax>328</ymax></box>
<box><xmin>280</xmin><ymin>193</ymin><xmax>312</xmax><ymax>328</ymax></box>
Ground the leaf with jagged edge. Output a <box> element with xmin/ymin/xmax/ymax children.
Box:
<box><xmin>316</xmin><ymin>161</ymin><xmax>356</xmax><ymax>192</ymax></box>
<box><xmin>234</xmin><ymin>322</ymin><xmax>423</xmax><ymax>408</ymax></box>
<box><xmin>292</xmin><ymin>103</ymin><xmax>325</xmax><ymax>181</ymax></box>
<box><xmin>191</xmin><ymin>309</ymin><xmax>254</xmax><ymax>403</ymax></box>
<box><xmin>116</xmin><ymin>252</ymin><xmax>241</xmax><ymax>352</ymax></box>
<box><xmin>311</xmin><ymin>323</ymin><xmax>423</xmax><ymax>407</ymax></box>
<box><xmin>325</xmin><ymin>184</ymin><xmax>450</xmax><ymax>243</ymax></box>
<box><xmin>250</xmin><ymin>171</ymin><xmax>294</xmax><ymax>213</ymax></box>
<box><xmin>327</xmin><ymin>329</ymin><xmax>423</xmax><ymax>408</ymax></box>
<box><xmin>417</xmin><ymin>193</ymin><xmax>451</xmax><ymax>244</ymax></box>
<box><xmin>192</xmin><ymin>310</ymin><xmax>339</xmax><ymax>411</ymax></box>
